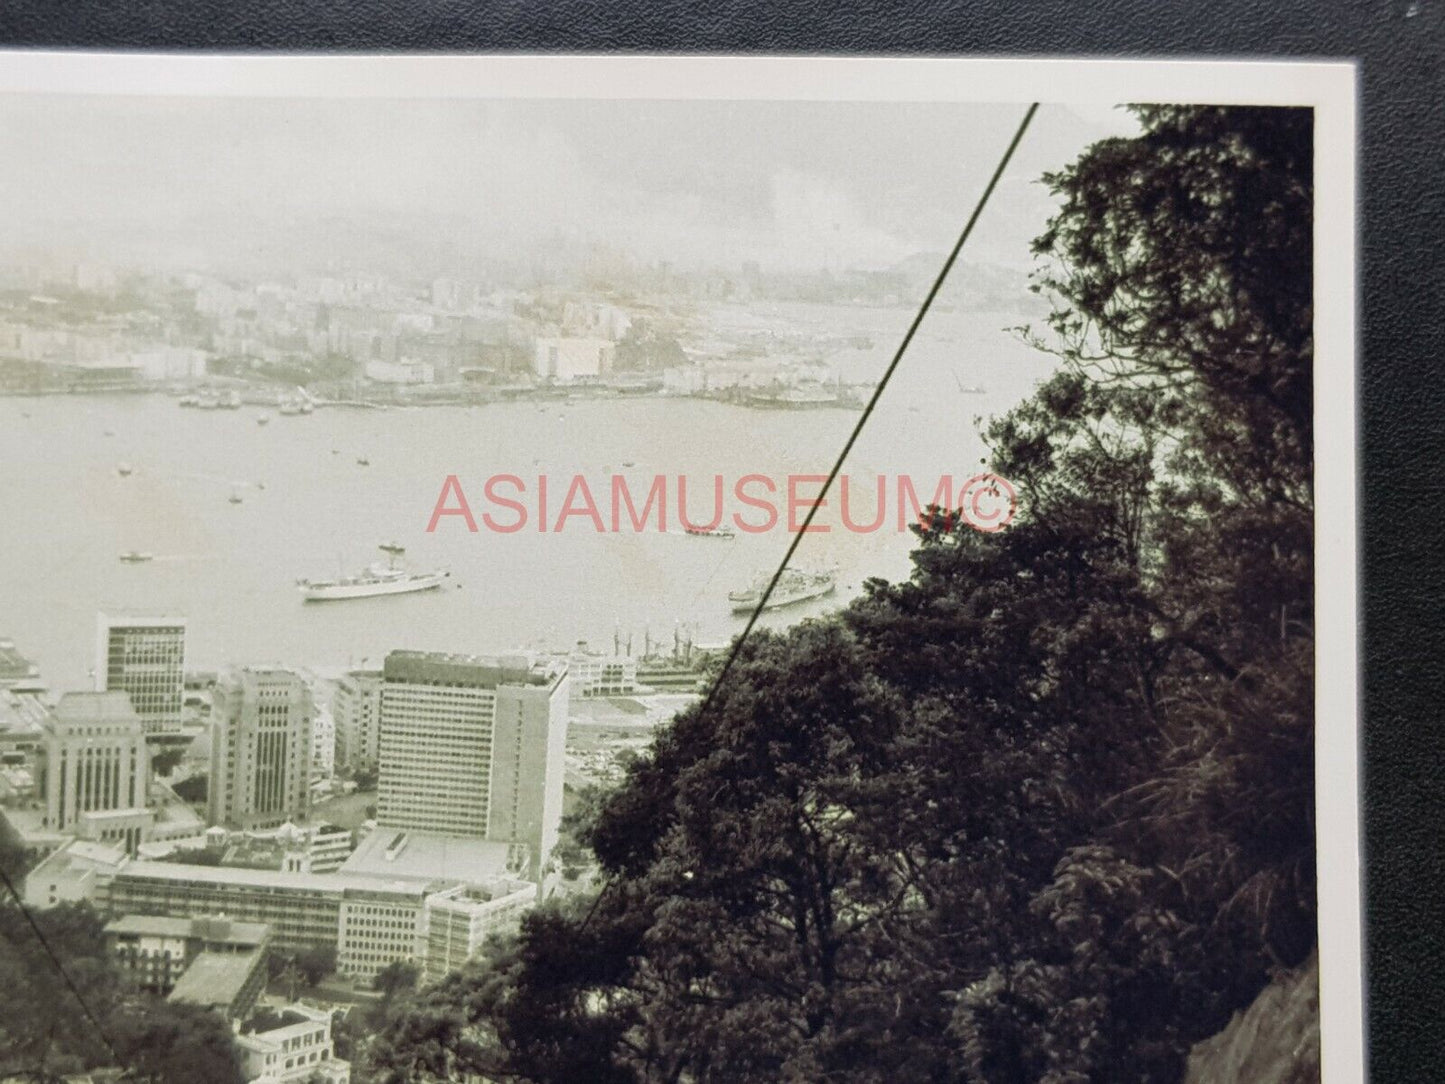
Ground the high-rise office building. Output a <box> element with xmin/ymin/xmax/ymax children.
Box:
<box><xmin>44</xmin><ymin>692</ymin><xmax>149</xmax><ymax>841</ymax></box>
<box><xmin>332</xmin><ymin>669</ymin><xmax>382</xmax><ymax>771</ymax></box>
<box><xmin>209</xmin><ymin>668</ymin><xmax>314</xmax><ymax>831</ymax></box>
<box><xmin>377</xmin><ymin>652</ymin><xmax>568</xmax><ymax>875</ymax></box>
<box><xmin>95</xmin><ymin>612</ymin><xmax>186</xmax><ymax>734</ymax></box>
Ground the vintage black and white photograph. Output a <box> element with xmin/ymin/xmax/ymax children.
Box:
<box><xmin>0</xmin><ymin>56</ymin><xmax>1358</xmax><ymax>1084</ymax></box>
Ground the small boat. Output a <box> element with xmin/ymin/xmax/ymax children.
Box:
<box><xmin>104</xmin><ymin>429</ymin><xmax>115</xmax><ymax>437</ymax></box>
<box><xmin>356</xmin><ymin>456</ymin><xmax>370</xmax><ymax>467</ymax></box>
<box><xmin>117</xmin><ymin>463</ymin><xmax>134</xmax><ymax>477</ymax></box>
<box><xmin>118</xmin><ymin>551</ymin><xmax>153</xmax><ymax>563</ymax></box>
<box><xmin>684</xmin><ymin>523</ymin><xmax>737</xmax><ymax>539</ymax></box>
<box><xmin>229</xmin><ymin>490</ymin><xmax>244</xmax><ymax>504</ymax></box>
<box><xmin>623</xmin><ymin>461</ymin><xmax>636</xmax><ymax>468</ymax></box>
<box><xmin>256</xmin><ymin>414</ymin><xmax>271</xmax><ymax>425</ymax></box>
<box><xmin>378</xmin><ymin>541</ymin><xmax>406</xmax><ymax>556</ymax></box>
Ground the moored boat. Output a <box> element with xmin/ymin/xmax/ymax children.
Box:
<box><xmin>728</xmin><ymin>567</ymin><xmax>836</xmax><ymax>614</ymax></box>
<box><xmin>298</xmin><ymin>549</ymin><xmax>449</xmax><ymax>601</ymax></box>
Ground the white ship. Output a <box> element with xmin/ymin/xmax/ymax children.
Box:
<box><xmin>728</xmin><ymin>567</ymin><xmax>836</xmax><ymax>614</ymax></box>
<box><xmin>298</xmin><ymin>547</ymin><xmax>449</xmax><ymax>602</ymax></box>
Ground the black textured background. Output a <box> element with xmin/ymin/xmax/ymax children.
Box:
<box><xmin>0</xmin><ymin>3</ymin><xmax>1441</xmax><ymax>1079</ymax></box>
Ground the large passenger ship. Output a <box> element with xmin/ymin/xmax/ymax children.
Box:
<box><xmin>297</xmin><ymin>546</ymin><xmax>449</xmax><ymax>602</ymax></box>
<box><xmin>728</xmin><ymin>568</ymin><xmax>836</xmax><ymax>614</ymax></box>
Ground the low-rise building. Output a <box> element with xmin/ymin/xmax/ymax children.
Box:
<box><xmin>22</xmin><ymin>839</ymin><xmax>128</xmax><ymax>909</ymax></box>
<box><xmin>421</xmin><ymin>879</ymin><xmax>537</xmax><ymax>982</ymax></box>
<box><xmin>168</xmin><ymin>948</ymin><xmax>268</xmax><ymax>1023</ymax></box>
<box><xmin>105</xmin><ymin>913</ymin><xmax>271</xmax><ymax>994</ymax></box>
<box><xmin>236</xmin><ymin>1004</ymin><xmax>350</xmax><ymax>1084</ymax></box>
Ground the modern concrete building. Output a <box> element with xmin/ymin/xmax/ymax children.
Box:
<box><xmin>210</xmin><ymin>668</ymin><xmax>314</xmax><ymax>831</ymax></box>
<box><xmin>420</xmin><ymin>879</ymin><xmax>536</xmax><ymax>982</ymax></box>
<box><xmin>331</xmin><ymin>670</ymin><xmax>382</xmax><ymax>772</ymax></box>
<box><xmin>565</xmin><ymin>641</ymin><xmax>639</xmax><ymax>698</ymax></box>
<box><xmin>27</xmin><ymin>838</ymin><xmax>540</xmax><ymax>985</ymax></box>
<box><xmin>94</xmin><ymin>612</ymin><xmax>186</xmax><ymax>734</ymax></box>
<box><xmin>376</xmin><ymin>652</ymin><xmax>568</xmax><ymax>876</ymax></box>
<box><xmin>43</xmin><ymin>692</ymin><xmax>149</xmax><ymax>843</ymax></box>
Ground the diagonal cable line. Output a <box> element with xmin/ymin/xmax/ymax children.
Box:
<box><xmin>0</xmin><ymin>864</ymin><xmax>126</xmax><ymax>1070</ymax></box>
<box><xmin>695</xmin><ymin>102</ymin><xmax>1040</xmax><ymax>722</ymax></box>
<box><xmin>579</xmin><ymin>102</ymin><xmax>1038</xmax><ymax>932</ymax></box>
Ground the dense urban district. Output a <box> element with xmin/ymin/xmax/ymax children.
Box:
<box><xmin>0</xmin><ymin>246</ymin><xmax>1025</xmax><ymax>410</ymax></box>
<box><xmin>1</xmin><ymin>105</ymin><xmax>1319</xmax><ymax>1084</ymax></box>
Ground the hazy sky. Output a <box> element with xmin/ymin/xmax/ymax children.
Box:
<box><xmin>0</xmin><ymin>96</ymin><xmax>1139</xmax><ymax>277</ymax></box>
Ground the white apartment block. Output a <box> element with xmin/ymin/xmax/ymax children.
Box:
<box><xmin>376</xmin><ymin>652</ymin><xmax>568</xmax><ymax>877</ymax></box>
<box><xmin>421</xmin><ymin>879</ymin><xmax>537</xmax><ymax>982</ymax></box>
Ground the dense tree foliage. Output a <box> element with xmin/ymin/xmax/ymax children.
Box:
<box><xmin>366</xmin><ymin>105</ymin><xmax>1315</xmax><ymax>1083</ymax></box>
<box><xmin>0</xmin><ymin>901</ymin><xmax>245</xmax><ymax>1083</ymax></box>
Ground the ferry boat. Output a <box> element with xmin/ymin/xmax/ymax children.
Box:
<box><xmin>684</xmin><ymin>523</ymin><xmax>736</xmax><ymax>539</ymax></box>
<box><xmin>728</xmin><ymin>568</ymin><xmax>836</xmax><ymax>614</ymax></box>
<box><xmin>298</xmin><ymin>550</ymin><xmax>449</xmax><ymax>602</ymax></box>
<box><xmin>743</xmin><ymin>385</ymin><xmax>841</xmax><ymax>410</ymax></box>
<box><xmin>118</xmin><ymin>551</ymin><xmax>153</xmax><ymax>563</ymax></box>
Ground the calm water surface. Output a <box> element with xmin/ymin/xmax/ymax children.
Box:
<box><xmin>0</xmin><ymin>305</ymin><xmax>1056</xmax><ymax>693</ymax></box>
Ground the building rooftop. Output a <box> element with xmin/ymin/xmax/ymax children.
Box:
<box><xmin>22</xmin><ymin>839</ymin><xmax>128</xmax><ymax>895</ymax></box>
<box><xmin>53</xmin><ymin>692</ymin><xmax>142</xmax><ymax>727</ymax></box>
<box><xmin>0</xmin><ymin>689</ymin><xmax>50</xmax><ymax>743</ymax></box>
<box><xmin>382</xmin><ymin>650</ymin><xmax>561</xmax><ymax>689</ymax></box>
<box><xmin>0</xmin><ymin>639</ymin><xmax>41</xmax><ymax>687</ymax></box>
<box><xmin>339</xmin><ymin>827</ymin><xmax>523</xmax><ymax>884</ymax></box>
<box><xmin>115</xmin><ymin>855</ymin><xmax>440</xmax><ymax>899</ymax></box>
<box><xmin>105</xmin><ymin>913</ymin><xmax>271</xmax><ymax>945</ymax></box>
<box><xmin>96</xmin><ymin>612</ymin><xmax>187</xmax><ymax>628</ymax></box>
<box><xmin>168</xmin><ymin>949</ymin><xmax>263</xmax><ymax>1009</ymax></box>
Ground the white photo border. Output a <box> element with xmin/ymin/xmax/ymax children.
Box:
<box><xmin>0</xmin><ymin>50</ymin><xmax>1361</xmax><ymax>1083</ymax></box>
